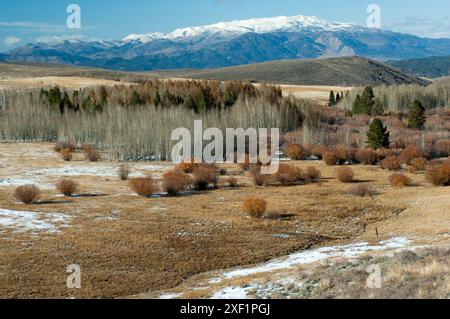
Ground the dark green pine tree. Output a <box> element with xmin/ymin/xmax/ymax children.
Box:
<box><xmin>367</xmin><ymin>118</ymin><xmax>390</xmax><ymax>149</ymax></box>
<box><xmin>352</xmin><ymin>94</ymin><xmax>363</xmax><ymax>114</ymax></box>
<box><xmin>335</xmin><ymin>92</ymin><xmax>341</xmax><ymax>104</ymax></box>
<box><xmin>328</xmin><ymin>90</ymin><xmax>336</xmax><ymax>106</ymax></box>
<box><xmin>360</xmin><ymin>86</ymin><xmax>375</xmax><ymax>114</ymax></box>
<box><xmin>408</xmin><ymin>100</ymin><xmax>426</xmax><ymax>130</ymax></box>
<box><xmin>371</xmin><ymin>98</ymin><xmax>384</xmax><ymax>116</ymax></box>
<box><xmin>184</xmin><ymin>95</ymin><xmax>195</xmax><ymax>111</ymax></box>
<box><xmin>59</xmin><ymin>92</ymin><xmax>73</xmax><ymax>114</ymax></box>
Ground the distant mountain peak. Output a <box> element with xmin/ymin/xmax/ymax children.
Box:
<box><xmin>123</xmin><ymin>14</ymin><xmax>362</xmax><ymax>43</ymax></box>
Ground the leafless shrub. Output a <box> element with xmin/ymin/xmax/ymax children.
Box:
<box><xmin>389</xmin><ymin>174</ymin><xmax>412</xmax><ymax>188</ymax></box>
<box><xmin>347</xmin><ymin>184</ymin><xmax>375</xmax><ymax>197</ymax></box>
<box><xmin>129</xmin><ymin>176</ymin><xmax>157</xmax><ymax>197</ymax></box>
<box><xmin>274</xmin><ymin>164</ymin><xmax>305</xmax><ymax>186</ymax></box>
<box><xmin>427</xmin><ymin>163</ymin><xmax>450</xmax><ymax>186</ymax></box>
<box><xmin>335</xmin><ymin>167</ymin><xmax>354</xmax><ymax>183</ymax></box>
<box><xmin>434</xmin><ymin>139</ymin><xmax>450</xmax><ymax>157</ymax></box>
<box><xmin>323</xmin><ymin>151</ymin><xmax>338</xmax><ymax>166</ymax></box>
<box><xmin>284</xmin><ymin>144</ymin><xmax>305</xmax><ymax>160</ymax></box>
<box><xmin>54</xmin><ymin>141</ymin><xmax>75</xmax><ymax>153</ymax></box>
<box><xmin>192</xmin><ymin>164</ymin><xmax>218</xmax><ymax>190</ymax></box>
<box><xmin>356</xmin><ymin>148</ymin><xmax>378</xmax><ymax>165</ymax></box>
<box><xmin>400</xmin><ymin>145</ymin><xmax>425</xmax><ymax>165</ymax></box>
<box><xmin>56</xmin><ymin>179</ymin><xmax>78</xmax><ymax>196</ymax></box>
<box><xmin>117</xmin><ymin>164</ymin><xmax>131</xmax><ymax>180</ymax></box>
<box><xmin>13</xmin><ymin>185</ymin><xmax>41</xmax><ymax>204</ymax></box>
<box><xmin>175</xmin><ymin>163</ymin><xmax>195</xmax><ymax>174</ymax></box>
<box><xmin>410</xmin><ymin>157</ymin><xmax>428</xmax><ymax>171</ymax></box>
<box><xmin>380</xmin><ymin>156</ymin><xmax>402</xmax><ymax>171</ymax></box>
<box><xmin>303</xmin><ymin>167</ymin><xmax>321</xmax><ymax>180</ymax></box>
<box><xmin>61</xmin><ymin>148</ymin><xmax>73</xmax><ymax>161</ymax></box>
<box><xmin>162</xmin><ymin>170</ymin><xmax>192</xmax><ymax>195</ymax></box>
<box><xmin>242</xmin><ymin>197</ymin><xmax>267</xmax><ymax>219</ymax></box>
<box><xmin>86</xmin><ymin>148</ymin><xmax>100</xmax><ymax>162</ymax></box>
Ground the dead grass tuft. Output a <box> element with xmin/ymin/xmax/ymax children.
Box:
<box><xmin>335</xmin><ymin>167</ymin><xmax>354</xmax><ymax>183</ymax></box>
<box><xmin>56</xmin><ymin>179</ymin><xmax>78</xmax><ymax>196</ymax></box>
<box><xmin>389</xmin><ymin>174</ymin><xmax>412</xmax><ymax>188</ymax></box>
<box><xmin>61</xmin><ymin>148</ymin><xmax>73</xmax><ymax>161</ymax></box>
<box><xmin>347</xmin><ymin>184</ymin><xmax>375</xmax><ymax>197</ymax></box>
<box><xmin>117</xmin><ymin>164</ymin><xmax>131</xmax><ymax>181</ymax></box>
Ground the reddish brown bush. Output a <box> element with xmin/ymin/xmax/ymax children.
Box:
<box><xmin>86</xmin><ymin>148</ymin><xmax>100</xmax><ymax>162</ymax></box>
<box><xmin>61</xmin><ymin>148</ymin><xmax>73</xmax><ymax>161</ymax></box>
<box><xmin>303</xmin><ymin>167</ymin><xmax>321</xmax><ymax>180</ymax></box>
<box><xmin>376</xmin><ymin>148</ymin><xmax>398</xmax><ymax>161</ymax></box>
<box><xmin>335</xmin><ymin>167</ymin><xmax>354</xmax><ymax>183</ymax></box>
<box><xmin>13</xmin><ymin>185</ymin><xmax>41</xmax><ymax>204</ymax></box>
<box><xmin>129</xmin><ymin>176</ymin><xmax>157</xmax><ymax>197</ymax></box>
<box><xmin>323</xmin><ymin>151</ymin><xmax>338</xmax><ymax>166</ymax></box>
<box><xmin>54</xmin><ymin>141</ymin><xmax>75</xmax><ymax>152</ymax></box>
<box><xmin>284</xmin><ymin>144</ymin><xmax>305</xmax><ymax>160</ymax></box>
<box><xmin>410</xmin><ymin>157</ymin><xmax>428</xmax><ymax>171</ymax></box>
<box><xmin>192</xmin><ymin>164</ymin><xmax>219</xmax><ymax>190</ymax></box>
<box><xmin>242</xmin><ymin>197</ymin><xmax>267</xmax><ymax>219</ymax></box>
<box><xmin>434</xmin><ymin>139</ymin><xmax>450</xmax><ymax>157</ymax></box>
<box><xmin>311</xmin><ymin>145</ymin><xmax>328</xmax><ymax>159</ymax></box>
<box><xmin>176</xmin><ymin>162</ymin><xmax>195</xmax><ymax>173</ymax></box>
<box><xmin>389</xmin><ymin>174</ymin><xmax>412</xmax><ymax>188</ymax></box>
<box><xmin>356</xmin><ymin>148</ymin><xmax>378</xmax><ymax>165</ymax></box>
<box><xmin>380</xmin><ymin>156</ymin><xmax>402</xmax><ymax>171</ymax></box>
<box><xmin>56</xmin><ymin>179</ymin><xmax>78</xmax><ymax>196</ymax></box>
<box><xmin>400</xmin><ymin>145</ymin><xmax>425</xmax><ymax>165</ymax></box>
<box><xmin>333</xmin><ymin>144</ymin><xmax>355</xmax><ymax>163</ymax></box>
<box><xmin>81</xmin><ymin>143</ymin><xmax>94</xmax><ymax>153</ymax></box>
<box><xmin>163</xmin><ymin>170</ymin><xmax>192</xmax><ymax>195</ymax></box>
<box><xmin>250</xmin><ymin>166</ymin><xmax>268</xmax><ymax>186</ymax></box>
<box><xmin>347</xmin><ymin>184</ymin><xmax>375</xmax><ymax>197</ymax></box>
<box><xmin>274</xmin><ymin>164</ymin><xmax>305</xmax><ymax>186</ymax></box>
<box><xmin>427</xmin><ymin>164</ymin><xmax>450</xmax><ymax>186</ymax></box>
<box><xmin>117</xmin><ymin>164</ymin><xmax>131</xmax><ymax>180</ymax></box>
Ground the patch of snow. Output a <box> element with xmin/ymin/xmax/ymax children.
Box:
<box><xmin>211</xmin><ymin>286</ymin><xmax>249</xmax><ymax>299</ymax></box>
<box><xmin>0</xmin><ymin>177</ymin><xmax>53</xmax><ymax>189</ymax></box>
<box><xmin>220</xmin><ymin>237</ymin><xmax>411</xmax><ymax>280</ymax></box>
<box><xmin>0</xmin><ymin>208</ymin><xmax>70</xmax><ymax>234</ymax></box>
<box><xmin>124</xmin><ymin>15</ymin><xmax>363</xmax><ymax>44</ymax></box>
<box><xmin>158</xmin><ymin>293</ymin><xmax>182</xmax><ymax>300</ymax></box>
<box><xmin>36</xmin><ymin>163</ymin><xmax>167</xmax><ymax>177</ymax></box>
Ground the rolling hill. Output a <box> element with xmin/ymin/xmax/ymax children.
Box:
<box><xmin>147</xmin><ymin>56</ymin><xmax>430</xmax><ymax>86</ymax></box>
<box><xmin>389</xmin><ymin>55</ymin><xmax>450</xmax><ymax>78</ymax></box>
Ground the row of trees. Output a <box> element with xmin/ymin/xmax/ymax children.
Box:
<box><xmin>39</xmin><ymin>80</ymin><xmax>284</xmax><ymax>114</ymax></box>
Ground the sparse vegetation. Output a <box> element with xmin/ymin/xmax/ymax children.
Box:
<box><xmin>117</xmin><ymin>164</ymin><xmax>131</xmax><ymax>181</ymax></box>
<box><xmin>60</xmin><ymin>148</ymin><xmax>73</xmax><ymax>161</ymax></box>
<box><xmin>427</xmin><ymin>163</ymin><xmax>450</xmax><ymax>186</ymax></box>
<box><xmin>192</xmin><ymin>164</ymin><xmax>219</xmax><ymax>190</ymax></box>
<box><xmin>380</xmin><ymin>156</ymin><xmax>402</xmax><ymax>171</ymax></box>
<box><xmin>389</xmin><ymin>174</ymin><xmax>412</xmax><ymax>188</ymax></box>
<box><xmin>163</xmin><ymin>170</ymin><xmax>192</xmax><ymax>195</ymax></box>
<box><xmin>347</xmin><ymin>184</ymin><xmax>375</xmax><ymax>197</ymax></box>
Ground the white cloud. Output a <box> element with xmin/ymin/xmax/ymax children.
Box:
<box><xmin>4</xmin><ymin>36</ymin><xmax>22</xmax><ymax>46</ymax></box>
<box><xmin>34</xmin><ymin>34</ymin><xmax>99</xmax><ymax>44</ymax></box>
<box><xmin>386</xmin><ymin>16</ymin><xmax>450</xmax><ymax>39</ymax></box>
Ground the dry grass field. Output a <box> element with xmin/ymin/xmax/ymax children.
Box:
<box><xmin>0</xmin><ymin>76</ymin><xmax>124</xmax><ymax>90</ymax></box>
<box><xmin>0</xmin><ymin>143</ymin><xmax>448</xmax><ymax>298</ymax></box>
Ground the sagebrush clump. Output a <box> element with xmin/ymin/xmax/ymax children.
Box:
<box><xmin>56</xmin><ymin>179</ymin><xmax>78</xmax><ymax>196</ymax></box>
<box><xmin>162</xmin><ymin>170</ymin><xmax>192</xmax><ymax>195</ymax></box>
<box><xmin>335</xmin><ymin>167</ymin><xmax>354</xmax><ymax>183</ymax></box>
<box><xmin>284</xmin><ymin>144</ymin><xmax>305</xmax><ymax>160</ymax></box>
<box><xmin>427</xmin><ymin>163</ymin><xmax>450</xmax><ymax>186</ymax></box>
<box><xmin>192</xmin><ymin>164</ymin><xmax>218</xmax><ymax>190</ymax></box>
<box><xmin>380</xmin><ymin>156</ymin><xmax>402</xmax><ymax>171</ymax></box>
<box><xmin>117</xmin><ymin>164</ymin><xmax>131</xmax><ymax>180</ymax></box>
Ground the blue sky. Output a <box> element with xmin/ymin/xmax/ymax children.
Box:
<box><xmin>1</xmin><ymin>0</ymin><xmax>450</xmax><ymax>51</ymax></box>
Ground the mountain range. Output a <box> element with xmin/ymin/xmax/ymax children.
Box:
<box><xmin>2</xmin><ymin>15</ymin><xmax>450</xmax><ymax>71</ymax></box>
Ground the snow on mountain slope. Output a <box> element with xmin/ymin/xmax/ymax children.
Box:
<box><xmin>123</xmin><ymin>15</ymin><xmax>362</xmax><ymax>43</ymax></box>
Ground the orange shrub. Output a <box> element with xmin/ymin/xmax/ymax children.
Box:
<box><xmin>274</xmin><ymin>164</ymin><xmax>304</xmax><ymax>186</ymax></box>
<box><xmin>56</xmin><ymin>179</ymin><xmax>78</xmax><ymax>196</ymax></box>
<box><xmin>335</xmin><ymin>167</ymin><xmax>354</xmax><ymax>183</ymax></box>
<box><xmin>400</xmin><ymin>145</ymin><xmax>425</xmax><ymax>165</ymax></box>
<box><xmin>176</xmin><ymin>162</ymin><xmax>195</xmax><ymax>173</ymax></box>
<box><xmin>389</xmin><ymin>174</ymin><xmax>412</xmax><ymax>188</ymax></box>
<box><xmin>192</xmin><ymin>164</ymin><xmax>218</xmax><ymax>190</ymax></box>
<box><xmin>356</xmin><ymin>148</ymin><xmax>378</xmax><ymax>165</ymax></box>
<box><xmin>323</xmin><ymin>151</ymin><xmax>338</xmax><ymax>166</ymax></box>
<box><xmin>14</xmin><ymin>185</ymin><xmax>41</xmax><ymax>204</ymax></box>
<box><xmin>284</xmin><ymin>144</ymin><xmax>305</xmax><ymax>160</ymax></box>
<box><xmin>163</xmin><ymin>170</ymin><xmax>192</xmax><ymax>195</ymax></box>
<box><xmin>434</xmin><ymin>139</ymin><xmax>450</xmax><ymax>157</ymax></box>
<box><xmin>81</xmin><ymin>143</ymin><xmax>94</xmax><ymax>153</ymax></box>
<box><xmin>376</xmin><ymin>148</ymin><xmax>398</xmax><ymax>161</ymax></box>
<box><xmin>242</xmin><ymin>197</ymin><xmax>267</xmax><ymax>219</ymax></box>
<box><xmin>333</xmin><ymin>144</ymin><xmax>355</xmax><ymax>163</ymax></box>
<box><xmin>117</xmin><ymin>164</ymin><xmax>131</xmax><ymax>180</ymax></box>
<box><xmin>347</xmin><ymin>184</ymin><xmax>375</xmax><ymax>197</ymax></box>
<box><xmin>380</xmin><ymin>156</ymin><xmax>402</xmax><ymax>171</ymax></box>
<box><xmin>427</xmin><ymin>164</ymin><xmax>450</xmax><ymax>186</ymax></box>
<box><xmin>86</xmin><ymin>148</ymin><xmax>100</xmax><ymax>162</ymax></box>
<box><xmin>61</xmin><ymin>148</ymin><xmax>73</xmax><ymax>161</ymax></box>
<box><xmin>410</xmin><ymin>157</ymin><xmax>428</xmax><ymax>171</ymax></box>
<box><xmin>303</xmin><ymin>167</ymin><xmax>321</xmax><ymax>180</ymax></box>
<box><xmin>54</xmin><ymin>141</ymin><xmax>75</xmax><ymax>152</ymax></box>
<box><xmin>311</xmin><ymin>145</ymin><xmax>328</xmax><ymax>159</ymax></box>
<box><xmin>129</xmin><ymin>176</ymin><xmax>157</xmax><ymax>197</ymax></box>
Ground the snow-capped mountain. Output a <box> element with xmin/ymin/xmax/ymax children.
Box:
<box><xmin>3</xmin><ymin>14</ymin><xmax>450</xmax><ymax>71</ymax></box>
<box><xmin>123</xmin><ymin>15</ymin><xmax>362</xmax><ymax>44</ymax></box>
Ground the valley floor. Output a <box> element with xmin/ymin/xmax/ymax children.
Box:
<box><xmin>0</xmin><ymin>143</ymin><xmax>448</xmax><ymax>298</ymax></box>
